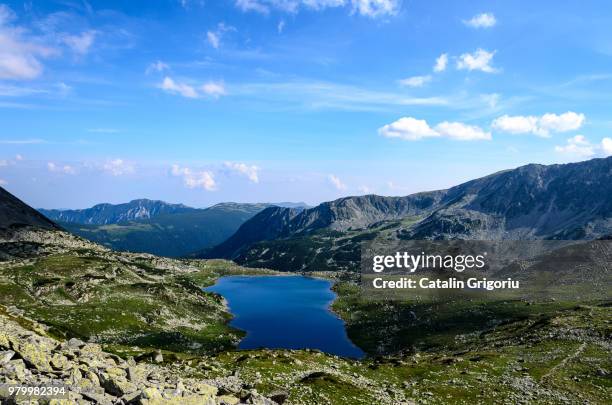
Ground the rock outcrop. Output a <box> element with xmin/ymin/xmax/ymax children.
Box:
<box><xmin>0</xmin><ymin>311</ymin><xmax>277</xmax><ymax>404</ymax></box>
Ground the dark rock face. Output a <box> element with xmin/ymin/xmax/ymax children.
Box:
<box><xmin>0</xmin><ymin>187</ymin><xmax>59</xmax><ymax>231</ymax></box>
<box><xmin>39</xmin><ymin>199</ymin><xmax>193</xmax><ymax>225</ymax></box>
<box><xmin>208</xmin><ymin>157</ymin><xmax>612</xmax><ymax>267</ymax></box>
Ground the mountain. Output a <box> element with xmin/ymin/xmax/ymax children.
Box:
<box><xmin>206</xmin><ymin>157</ymin><xmax>612</xmax><ymax>271</ymax></box>
<box><xmin>40</xmin><ymin>200</ymin><xmax>309</xmax><ymax>258</ymax></box>
<box><xmin>52</xmin><ymin>203</ymin><xmax>271</xmax><ymax>257</ymax></box>
<box><xmin>39</xmin><ymin>199</ymin><xmax>193</xmax><ymax>225</ymax></box>
<box><xmin>0</xmin><ymin>186</ymin><xmax>60</xmax><ymax>231</ymax></box>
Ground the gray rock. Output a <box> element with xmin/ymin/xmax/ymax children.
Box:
<box><xmin>0</xmin><ymin>349</ymin><xmax>15</xmax><ymax>364</ymax></box>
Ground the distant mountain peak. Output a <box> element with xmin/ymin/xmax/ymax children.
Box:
<box><xmin>39</xmin><ymin>199</ymin><xmax>194</xmax><ymax>225</ymax></box>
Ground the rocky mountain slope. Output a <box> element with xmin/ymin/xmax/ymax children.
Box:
<box><xmin>0</xmin><ymin>187</ymin><xmax>60</xmax><ymax>231</ymax></box>
<box><xmin>207</xmin><ymin>157</ymin><xmax>612</xmax><ymax>271</ymax></box>
<box><xmin>40</xmin><ymin>199</ymin><xmax>193</xmax><ymax>225</ymax></box>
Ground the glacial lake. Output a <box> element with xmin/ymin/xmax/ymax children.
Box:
<box><xmin>205</xmin><ymin>275</ymin><xmax>365</xmax><ymax>359</ymax></box>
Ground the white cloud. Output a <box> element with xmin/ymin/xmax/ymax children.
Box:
<box><xmin>15</xmin><ymin>154</ymin><xmax>23</xmax><ymax>161</ymax></box>
<box><xmin>457</xmin><ymin>49</ymin><xmax>497</xmax><ymax>73</ymax></box>
<box><xmin>207</xmin><ymin>22</ymin><xmax>235</xmax><ymax>49</ymax></box>
<box><xmin>47</xmin><ymin>162</ymin><xmax>77</xmax><ymax>175</ymax></box>
<box><xmin>481</xmin><ymin>93</ymin><xmax>500</xmax><ymax>109</ymax></box>
<box><xmin>398</xmin><ymin>75</ymin><xmax>431</xmax><ymax>87</ymax></box>
<box><xmin>351</xmin><ymin>0</ymin><xmax>399</xmax><ymax>17</ymax></box>
<box><xmin>235</xmin><ymin>0</ymin><xmax>399</xmax><ymax>17</ymax></box>
<box><xmin>102</xmin><ymin>159</ymin><xmax>134</xmax><ymax>176</ymax></box>
<box><xmin>0</xmin><ymin>160</ymin><xmax>7</xmax><ymax>167</ymax></box>
<box><xmin>236</xmin><ymin>0</ymin><xmax>270</xmax><ymax>14</ymax></box>
<box><xmin>379</xmin><ymin>117</ymin><xmax>490</xmax><ymax>141</ymax></box>
<box><xmin>278</xmin><ymin>20</ymin><xmax>285</xmax><ymax>33</ymax></box>
<box><xmin>601</xmin><ymin>137</ymin><xmax>612</xmax><ymax>156</ymax></box>
<box><xmin>171</xmin><ymin>164</ymin><xmax>217</xmax><ymax>191</ymax></box>
<box><xmin>0</xmin><ymin>179</ymin><xmax>7</xmax><ymax>186</ymax></box>
<box><xmin>146</xmin><ymin>60</ymin><xmax>169</xmax><ymax>74</ymax></box>
<box><xmin>554</xmin><ymin>135</ymin><xmax>595</xmax><ymax>158</ymax></box>
<box><xmin>159</xmin><ymin>77</ymin><xmax>199</xmax><ymax>98</ymax></box>
<box><xmin>464</xmin><ymin>12</ymin><xmax>496</xmax><ymax>28</ymax></box>
<box><xmin>62</xmin><ymin>31</ymin><xmax>96</xmax><ymax>55</ymax></box>
<box><xmin>539</xmin><ymin>112</ymin><xmax>585</xmax><ymax>133</ymax></box>
<box><xmin>378</xmin><ymin>117</ymin><xmax>438</xmax><ymax>140</ymax></box>
<box><xmin>434</xmin><ymin>121</ymin><xmax>492</xmax><ymax>141</ymax></box>
<box><xmin>328</xmin><ymin>174</ymin><xmax>347</xmax><ymax>191</ymax></box>
<box><xmin>159</xmin><ymin>77</ymin><xmax>227</xmax><ymax>99</ymax></box>
<box><xmin>207</xmin><ymin>31</ymin><xmax>220</xmax><ymax>49</ymax></box>
<box><xmin>433</xmin><ymin>53</ymin><xmax>448</xmax><ymax>72</ymax></box>
<box><xmin>0</xmin><ymin>5</ymin><xmax>57</xmax><ymax>80</ymax></box>
<box><xmin>492</xmin><ymin>111</ymin><xmax>585</xmax><ymax>137</ymax></box>
<box><xmin>224</xmin><ymin>161</ymin><xmax>260</xmax><ymax>183</ymax></box>
<box><xmin>492</xmin><ymin>115</ymin><xmax>539</xmax><ymax>135</ymax></box>
<box><xmin>201</xmin><ymin>81</ymin><xmax>227</xmax><ymax>97</ymax></box>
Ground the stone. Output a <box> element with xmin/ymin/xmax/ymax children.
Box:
<box><xmin>81</xmin><ymin>391</ymin><xmax>115</xmax><ymax>405</ymax></box>
<box><xmin>218</xmin><ymin>394</ymin><xmax>241</xmax><ymax>405</ymax></box>
<box><xmin>192</xmin><ymin>382</ymin><xmax>218</xmax><ymax>397</ymax></box>
<box><xmin>128</xmin><ymin>365</ymin><xmax>150</xmax><ymax>383</ymax></box>
<box><xmin>13</xmin><ymin>336</ymin><xmax>54</xmax><ymax>371</ymax></box>
<box><xmin>153</xmin><ymin>349</ymin><xmax>163</xmax><ymax>363</ymax></box>
<box><xmin>99</xmin><ymin>367</ymin><xmax>137</xmax><ymax>396</ymax></box>
<box><xmin>269</xmin><ymin>390</ymin><xmax>289</xmax><ymax>404</ymax></box>
<box><xmin>66</xmin><ymin>337</ymin><xmax>86</xmax><ymax>348</ymax></box>
<box><xmin>4</xmin><ymin>359</ymin><xmax>28</xmax><ymax>380</ymax></box>
<box><xmin>50</xmin><ymin>353</ymin><xmax>71</xmax><ymax>370</ymax></box>
<box><xmin>121</xmin><ymin>389</ymin><xmax>142</xmax><ymax>403</ymax></box>
<box><xmin>0</xmin><ymin>349</ymin><xmax>15</xmax><ymax>364</ymax></box>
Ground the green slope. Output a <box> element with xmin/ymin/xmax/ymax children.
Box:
<box><xmin>60</xmin><ymin>203</ymin><xmax>271</xmax><ymax>257</ymax></box>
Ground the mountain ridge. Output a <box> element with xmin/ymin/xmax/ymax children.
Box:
<box><xmin>206</xmin><ymin>157</ymin><xmax>612</xmax><ymax>270</ymax></box>
<box><xmin>38</xmin><ymin>200</ymin><xmax>310</xmax><ymax>257</ymax></box>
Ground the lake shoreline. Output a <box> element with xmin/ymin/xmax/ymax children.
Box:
<box><xmin>205</xmin><ymin>274</ymin><xmax>365</xmax><ymax>359</ymax></box>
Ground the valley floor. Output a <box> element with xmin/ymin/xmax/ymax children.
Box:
<box><xmin>0</xmin><ymin>229</ymin><xmax>610</xmax><ymax>404</ymax></box>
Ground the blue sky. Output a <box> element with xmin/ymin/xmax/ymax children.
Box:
<box><xmin>1</xmin><ymin>0</ymin><xmax>611</xmax><ymax>209</ymax></box>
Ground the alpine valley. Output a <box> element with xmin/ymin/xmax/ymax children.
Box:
<box><xmin>0</xmin><ymin>157</ymin><xmax>610</xmax><ymax>404</ymax></box>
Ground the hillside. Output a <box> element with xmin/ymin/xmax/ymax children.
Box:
<box><xmin>39</xmin><ymin>199</ymin><xmax>193</xmax><ymax>225</ymax></box>
<box><xmin>207</xmin><ymin>157</ymin><xmax>612</xmax><ymax>271</ymax></box>
<box><xmin>39</xmin><ymin>199</ymin><xmax>305</xmax><ymax>257</ymax></box>
<box><xmin>40</xmin><ymin>201</ymin><xmax>308</xmax><ymax>257</ymax></box>
<box><xmin>56</xmin><ymin>203</ymin><xmax>271</xmax><ymax>257</ymax></box>
<box><xmin>0</xmin><ymin>187</ymin><xmax>60</xmax><ymax>232</ymax></box>
<box><xmin>1</xmin><ymin>186</ymin><xmax>610</xmax><ymax>404</ymax></box>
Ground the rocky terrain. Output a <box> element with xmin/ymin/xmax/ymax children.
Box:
<box><xmin>1</xmin><ymin>178</ymin><xmax>610</xmax><ymax>404</ymax></box>
<box><xmin>0</xmin><ymin>309</ymin><xmax>277</xmax><ymax>404</ymax></box>
<box><xmin>208</xmin><ymin>157</ymin><xmax>612</xmax><ymax>272</ymax></box>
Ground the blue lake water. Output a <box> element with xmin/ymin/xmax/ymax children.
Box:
<box><xmin>205</xmin><ymin>275</ymin><xmax>365</xmax><ymax>359</ymax></box>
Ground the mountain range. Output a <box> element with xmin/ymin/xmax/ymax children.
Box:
<box><xmin>206</xmin><ymin>157</ymin><xmax>612</xmax><ymax>271</ymax></box>
<box><xmin>38</xmin><ymin>199</ymin><xmax>309</xmax><ymax>257</ymax></box>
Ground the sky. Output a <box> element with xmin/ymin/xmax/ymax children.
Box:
<box><xmin>1</xmin><ymin>0</ymin><xmax>612</xmax><ymax>209</ymax></box>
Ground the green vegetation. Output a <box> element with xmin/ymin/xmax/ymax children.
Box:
<box><xmin>1</xmin><ymin>232</ymin><xmax>609</xmax><ymax>404</ymax></box>
<box><xmin>0</xmin><ymin>249</ymin><xmax>275</xmax><ymax>356</ymax></box>
<box><xmin>238</xmin><ymin>217</ymin><xmax>424</xmax><ymax>272</ymax></box>
<box><xmin>59</xmin><ymin>203</ymin><xmax>269</xmax><ymax>257</ymax></box>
